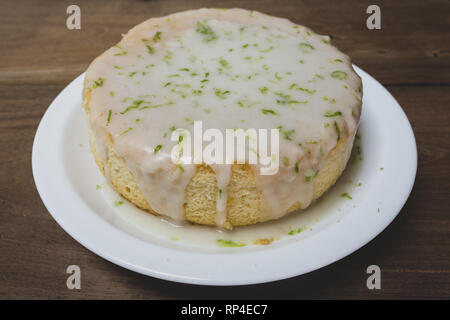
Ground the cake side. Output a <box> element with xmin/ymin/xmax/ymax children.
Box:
<box><xmin>84</xmin><ymin>104</ymin><xmax>354</xmax><ymax>229</ymax></box>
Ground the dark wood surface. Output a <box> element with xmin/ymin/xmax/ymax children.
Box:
<box><xmin>0</xmin><ymin>0</ymin><xmax>449</xmax><ymax>299</ymax></box>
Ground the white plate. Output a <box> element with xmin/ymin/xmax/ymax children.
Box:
<box><xmin>32</xmin><ymin>66</ymin><xmax>417</xmax><ymax>286</ymax></box>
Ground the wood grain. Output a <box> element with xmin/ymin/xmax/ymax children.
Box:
<box><xmin>0</xmin><ymin>0</ymin><xmax>449</xmax><ymax>299</ymax></box>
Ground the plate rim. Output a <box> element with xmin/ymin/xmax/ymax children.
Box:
<box><xmin>32</xmin><ymin>65</ymin><xmax>417</xmax><ymax>286</ymax></box>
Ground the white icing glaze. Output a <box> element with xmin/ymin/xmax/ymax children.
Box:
<box><xmin>84</xmin><ymin>9</ymin><xmax>362</xmax><ymax>226</ymax></box>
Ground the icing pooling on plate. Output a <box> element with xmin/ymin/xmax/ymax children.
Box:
<box><xmin>84</xmin><ymin>9</ymin><xmax>362</xmax><ymax>227</ymax></box>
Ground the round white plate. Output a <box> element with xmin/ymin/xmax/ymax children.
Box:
<box><xmin>32</xmin><ymin>66</ymin><xmax>417</xmax><ymax>286</ymax></box>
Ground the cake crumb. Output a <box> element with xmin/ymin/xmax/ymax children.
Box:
<box><xmin>253</xmin><ymin>237</ymin><xmax>274</xmax><ymax>245</ymax></box>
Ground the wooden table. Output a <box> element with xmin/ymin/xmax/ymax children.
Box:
<box><xmin>1</xmin><ymin>0</ymin><xmax>449</xmax><ymax>299</ymax></box>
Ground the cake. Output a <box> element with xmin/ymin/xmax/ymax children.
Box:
<box><xmin>82</xmin><ymin>8</ymin><xmax>362</xmax><ymax>229</ymax></box>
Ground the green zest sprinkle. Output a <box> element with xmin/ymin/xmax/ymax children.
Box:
<box><xmin>153</xmin><ymin>31</ymin><xmax>162</xmax><ymax>42</ymax></box>
<box><xmin>178</xmin><ymin>164</ymin><xmax>184</xmax><ymax>172</ymax></box>
<box><xmin>114</xmin><ymin>200</ymin><xmax>124</xmax><ymax>207</ymax></box>
<box><xmin>91</xmin><ymin>78</ymin><xmax>104</xmax><ymax>88</ymax></box>
<box><xmin>308</xmin><ymin>74</ymin><xmax>324</xmax><ymax>84</ymax></box>
<box><xmin>305</xmin><ymin>170</ymin><xmax>319</xmax><ymax>182</ymax></box>
<box><xmin>278</xmin><ymin>126</ymin><xmax>295</xmax><ymax>141</ymax></box>
<box><xmin>288</xmin><ymin>226</ymin><xmax>306</xmax><ymax>235</ymax></box>
<box><xmin>106</xmin><ymin>109</ymin><xmax>112</xmax><ymax>126</ymax></box>
<box><xmin>214</xmin><ymin>88</ymin><xmax>230</xmax><ymax>99</ymax></box>
<box><xmin>120</xmin><ymin>100</ymin><xmax>144</xmax><ymax>114</ymax></box>
<box><xmin>163</xmin><ymin>51</ymin><xmax>173</xmax><ymax>64</ymax></box>
<box><xmin>217</xmin><ymin>239</ymin><xmax>246</xmax><ymax>247</ymax></box>
<box><xmin>259</xmin><ymin>86</ymin><xmax>269</xmax><ymax>94</ymax></box>
<box><xmin>114</xmin><ymin>50</ymin><xmax>127</xmax><ymax>56</ymax></box>
<box><xmin>299</xmin><ymin>42</ymin><xmax>315</xmax><ymax>53</ymax></box>
<box><xmin>323</xmin><ymin>96</ymin><xmax>336</xmax><ymax>103</ymax></box>
<box><xmin>324</xmin><ymin>111</ymin><xmax>342</xmax><ymax>117</ymax></box>
<box><xmin>334</xmin><ymin>121</ymin><xmax>341</xmax><ymax>141</ymax></box>
<box><xmin>294</xmin><ymin>161</ymin><xmax>300</xmax><ymax>173</ymax></box>
<box><xmin>259</xmin><ymin>45</ymin><xmax>274</xmax><ymax>53</ymax></box>
<box><xmin>140</xmin><ymin>104</ymin><xmax>163</xmax><ymax>110</ymax></box>
<box><xmin>154</xmin><ymin>144</ymin><xmax>162</xmax><ymax>153</ymax></box>
<box><xmin>275</xmin><ymin>91</ymin><xmax>289</xmax><ymax>100</ymax></box>
<box><xmin>341</xmin><ymin>192</ymin><xmax>352</xmax><ymax>200</ymax></box>
<box><xmin>119</xmin><ymin>128</ymin><xmax>133</xmax><ymax>136</ymax></box>
<box><xmin>96</xmin><ymin>184</ymin><xmax>102</xmax><ymax>190</ymax></box>
<box><xmin>275</xmin><ymin>91</ymin><xmax>308</xmax><ymax>105</ymax></box>
<box><xmin>219</xmin><ymin>58</ymin><xmax>230</xmax><ymax>68</ymax></box>
<box><xmin>262</xmin><ymin>108</ymin><xmax>277</xmax><ymax>115</ymax></box>
<box><xmin>278</xmin><ymin>99</ymin><xmax>307</xmax><ymax>105</ymax></box>
<box><xmin>146</xmin><ymin>45</ymin><xmax>154</xmax><ymax>55</ymax></box>
<box><xmin>219</xmin><ymin>189</ymin><xmax>222</xmax><ymax>199</ymax></box>
<box><xmin>196</xmin><ymin>21</ymin><xmax>218</xmax><ymax>42</ymax></box>
<box><xmin>282</xmin><ymin>156</ymin><xmax>290</xmax><ymax>167</ymax></box>
<box><xmin>331</xmin><ymin>70</ymin><xmax>348</xmax><ymax>80</ymax></box>
<box><xmin>350</xmin><ymin>91</ymin><xmax>362</xmax><ymax>103</ymax></box>
<box><xmin>298</xmin><ymin>87</ymin><xmax>316</xmax><ymax>94</ymax></box>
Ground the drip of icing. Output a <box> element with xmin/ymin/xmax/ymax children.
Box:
<box><xmin>210</xmin><ymin>164</ymin><xmax>232</xmax><ymax>227</ymax></box>
<box><xmin>84</xmin><ymin>9</ymin><xmax>362</xmax><ymax>225</ymax></box>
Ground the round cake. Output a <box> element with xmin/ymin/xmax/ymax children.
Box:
<box><xmin>83</xmin><ymin>8</ymin><xmax>362</xmax><ymax>229</ymax></box>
